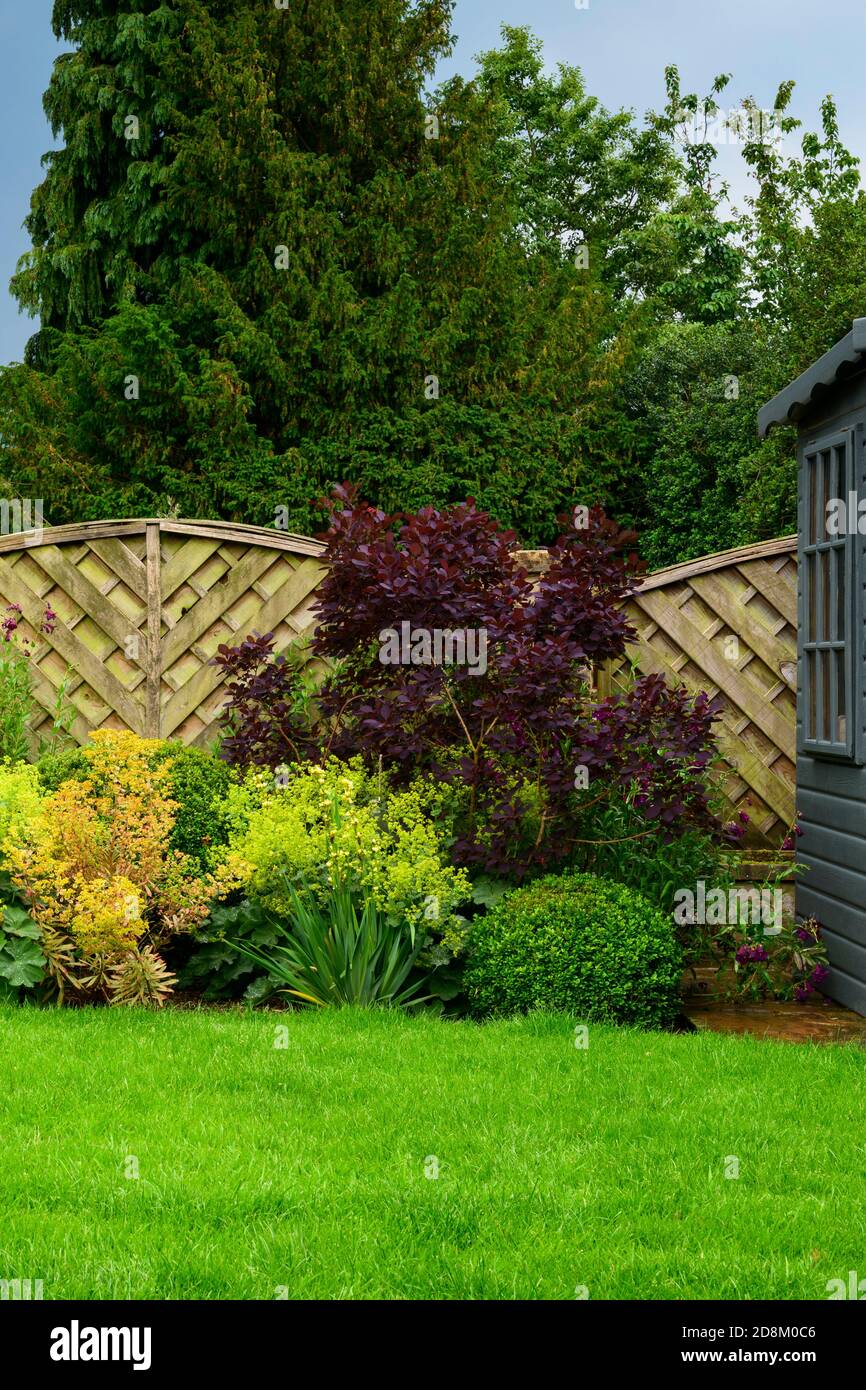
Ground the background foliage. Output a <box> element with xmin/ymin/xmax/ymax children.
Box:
<box><xmin>3</xmin><ymin>7</ymin><xmax>866</xmax><ymax>563</ymax></box>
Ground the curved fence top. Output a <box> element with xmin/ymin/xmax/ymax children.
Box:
<box><xmin>634</xmin><ymin>535</ymin><xmax>797</xmax><ymax>593</ymax></box>
<box><xmin>0</xmin><ymin>516</ymin><xmax>325</xmax><ymax>558</ymax></box>
<box><xmin>0</xmin><ymin>516</ymin><xmax>326</xmax><ymax>748</ymax></box>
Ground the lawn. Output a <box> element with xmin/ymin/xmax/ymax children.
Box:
<box><xmin>0</xmin><ymin>1004</ymin><xmax>863</xmax><ymax>1300</ymax></box>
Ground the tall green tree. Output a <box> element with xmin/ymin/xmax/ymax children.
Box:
<box><xmin>741</xmin><ymin>87</ymin><xmax>866</xmax><ymax>369</ymax></box>
<box><xmin>625</xmin><ymin>78</ymin><xmax>866</xmax><ymax>566</ymax></box>
<box><xmin>1</xmin><ymin>3</ymin><xmax>650</xmax><ymax>539</ymax></box>
<box><xmin>472</xmin><ymin>26</ymin><xmax>679</xmax><ymax>299</ymax></box>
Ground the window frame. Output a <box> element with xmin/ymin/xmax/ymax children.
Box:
<box><xmin>800</xmin><ymin>425</ymin><xmax>858</xmax><ymax>761</ymax></box>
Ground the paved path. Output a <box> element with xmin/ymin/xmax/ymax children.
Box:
<box><xmin>684</xmin><ymin>993</ymin><xmax>866</xmax><ymax>1045</ymax></box>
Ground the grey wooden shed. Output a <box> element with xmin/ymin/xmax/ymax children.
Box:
<box><xmin>759</xmin><ymin>319</ymin><xmax>866</xmax><ymax>1014</ymax></box>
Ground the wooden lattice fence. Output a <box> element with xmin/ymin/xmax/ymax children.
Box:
<box><xmin>601</xmin><ymin>537</ymin><xmax>798</xmax><ymax>847</ymax></box>
<box><xmin>516</xmin><ymin>538</ymin><xmax>799</xmax><ymax>846</ymax></box>
<box><xmin>0</xmin><ymin>519</ymin><xmax>325</xmax><ymax>749</ymax></box>
<box><xmin>1</xmin><ymin>520</ymin><xmax>799</xmax><ymax>844</ymax></box>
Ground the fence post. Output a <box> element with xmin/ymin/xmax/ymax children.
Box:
<box><xmin>145</xmin><ymin>520</ymin><xmax>162</xmax><ymax>738</ymax></box>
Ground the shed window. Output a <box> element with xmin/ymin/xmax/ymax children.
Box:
<box><xmin>802</xmin><ymin>428</ymin><xmax>855</xmax><ymax>758</ymax></box>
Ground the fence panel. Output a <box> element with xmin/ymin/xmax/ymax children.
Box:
<box><xmin>0</xmin><ymin>521</ymin><xmax>798</xmax><ymax>844</ymax></box>
<box><xmin>0</xmin><ymin>519</ymin><xmax>325</xmax><ymax>751</ymax></box>
<box><xmin>606</xmin><ymin>537</ymin><xmax>798</xmax><ymax>846</ymax></box>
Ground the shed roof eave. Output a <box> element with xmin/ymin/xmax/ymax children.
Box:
<box><xmin>757</xmin><ymin>317</ymin><xmax>866</xmax><ymax>437</ymax></box>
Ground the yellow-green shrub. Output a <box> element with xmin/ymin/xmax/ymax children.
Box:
<box><xmin>0</xmin><ymin>762</ymin><xmax>44</xmax><ymax>869</ymax></box>
<box><xmin>215</xmin><ymin>758</ymin><xmax>470</xmax><ymax>947</ymax></box>
<box><xmin>6</xmin><ymin>730</ymin><xmax>219</xmax><ymax>1004</ymax></box>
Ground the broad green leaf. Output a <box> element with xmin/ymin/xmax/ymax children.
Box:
<box><xmin>0</xmin><ymin>905</ymin><xmax>42</xmax><ymax>939</ymax></box>
<box><xmin>0</xmin><ymin>936</ymin><xmax>45</xmax><ymax>989</ymax></box>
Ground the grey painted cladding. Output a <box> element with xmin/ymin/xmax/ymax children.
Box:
<box><xmin>764</xmin><ymin>334</ymin><xmax>866</xmax><ymax>1014</ymax></box>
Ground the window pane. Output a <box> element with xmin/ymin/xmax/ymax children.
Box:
<box><xmin>827</xmin><ymin>445</ymin><xmax>839</xmax><ymax>510</ymax></box>
<box><xmin>821</xmin><ymin>649</ymin><xmax>831</xmax><ymax>741</ymax></box>
<box><xmin>836</xmin><ymin>649</ymin><xmax>847</xmax><ymax>745</ymax></box>
<box><xmin>806</xmin><ymin>553</ymin><xmax>816</xmax><ymax>642</ymax></box>
<box><xmin>836</xmin><ymin>441</ymin><xmax>848</xmax><ymax>497</ymax></box>
<box><xmin>803</xmin><ymin>433</ymin><xmax>854</xmax><ymax>752</ymax></box>
<box><xmin>835</xmin><ymin>546</ymin><xmax>846</xmax><ymax>642</ymax></box>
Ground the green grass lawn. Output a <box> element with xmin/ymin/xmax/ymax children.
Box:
<box><xmin>0</xmin><ymin>1003</ymin><xmax>863</xmax><ymax>1300</ymax></box>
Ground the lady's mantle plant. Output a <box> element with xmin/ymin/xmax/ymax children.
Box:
<box><xmin>213</xmin><ymin>757</ymin><xmax>470</xmax><ymax>947</ymax></box>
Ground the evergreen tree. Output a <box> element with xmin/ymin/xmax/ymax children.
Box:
<box><xmin>1</xmin><ymin>2</ymin><xmax>644</xmax><ymax>538</ymax></box>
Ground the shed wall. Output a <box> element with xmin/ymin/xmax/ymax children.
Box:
<box><xmin>796</xmin><ymin>376</ymin><xmax>866</xmax><ymax>1013</ymax></box>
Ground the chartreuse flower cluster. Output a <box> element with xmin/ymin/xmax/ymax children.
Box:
<box><xmin>212</xmin><ymin>757</ymin><xmax>470</xmax><ymax>951</ymax></box>
<box><xmin>0</xmin><ymin>761</ymin><xmax>43</xmax><ymax>857</ymax></box>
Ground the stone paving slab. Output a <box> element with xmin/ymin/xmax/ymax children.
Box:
<box><xmin>684</xmin><ymin>995</ymin><xmax>866</xmax><ymax>1045</ymax></box>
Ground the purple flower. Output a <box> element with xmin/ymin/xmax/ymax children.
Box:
<box><xmin>796</xmin><ymin>920</ymin><xmax>822</xmax><ymax>941</ymax></box>
<box><xmin>795</xmin><ymin>983</ymin><xmax>813</xmax><ymax>1003</ymax></box>
<box><xmin>810</xmin><ymin>964</ymin><xmax>830</xmax><ymax>986</ymax></box>
<box><xmin>736</xmin><ymin>943</ymin><xmax>769</xmax><ymax>964</ymax></box>
<box><xmin>784</xmin><ymin>820</ymin><xmax>804</xmax><ymax>849</ymax></box>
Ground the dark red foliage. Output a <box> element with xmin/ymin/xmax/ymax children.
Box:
<box><xmin>310</xmin><ymin>483</ymin><xmax>531</xmax><ymax>655</ymax></box>
<box><xmin>576</xmin><ymin>676</ymin><xmax>722</xmax><ymax>829</ymax></box>
<box><xmin>213</xmin><ymin>632</ymin><xmax>317</xmax><ymax>769</ymax></box>
<box><xmin>214</xmin><ymin>487</ymin><xmax>732</xmax><ymax>873</ymax></box>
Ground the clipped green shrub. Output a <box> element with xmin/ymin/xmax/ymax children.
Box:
<box><xmin>153</xmin><ymin>744</ymin><xmax>236</xmax><ymax>867</ymax></box>
<box><xmin>464</xmin><ymin>872</ymin><xmax>682</xmax><ymax>1028</ymax></box>
<box><xmin>36</xmin><ymin>747</ymin><xmax>89</xmax><ymax>792</ymax></box>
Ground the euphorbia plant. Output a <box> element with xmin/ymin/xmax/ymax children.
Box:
<box><xmin>6</xmin><ymin>731</ymin><xmax>218</xmax><ymax>1005</ymax></box>
<box><xmin>216</xmin><ymin>487</ymin><xmax>736</xmax><ymax>875</ymax></box>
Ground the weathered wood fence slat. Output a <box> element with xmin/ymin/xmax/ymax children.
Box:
<box><xmin>0</xmin><ymin>519</ymin><xmax>325</xmax><ymax>749</ymax></box>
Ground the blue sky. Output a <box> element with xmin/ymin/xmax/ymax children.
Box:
<box><xmin>1</xmin><ymin>0</ymin><xmax>865</xmax><ymax>365</ymax></box>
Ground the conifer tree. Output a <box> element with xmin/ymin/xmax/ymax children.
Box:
<box><xmin>0</xmin><ymin>4</ymin><xmax>664</xmax><ymax>536</ymax></box>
